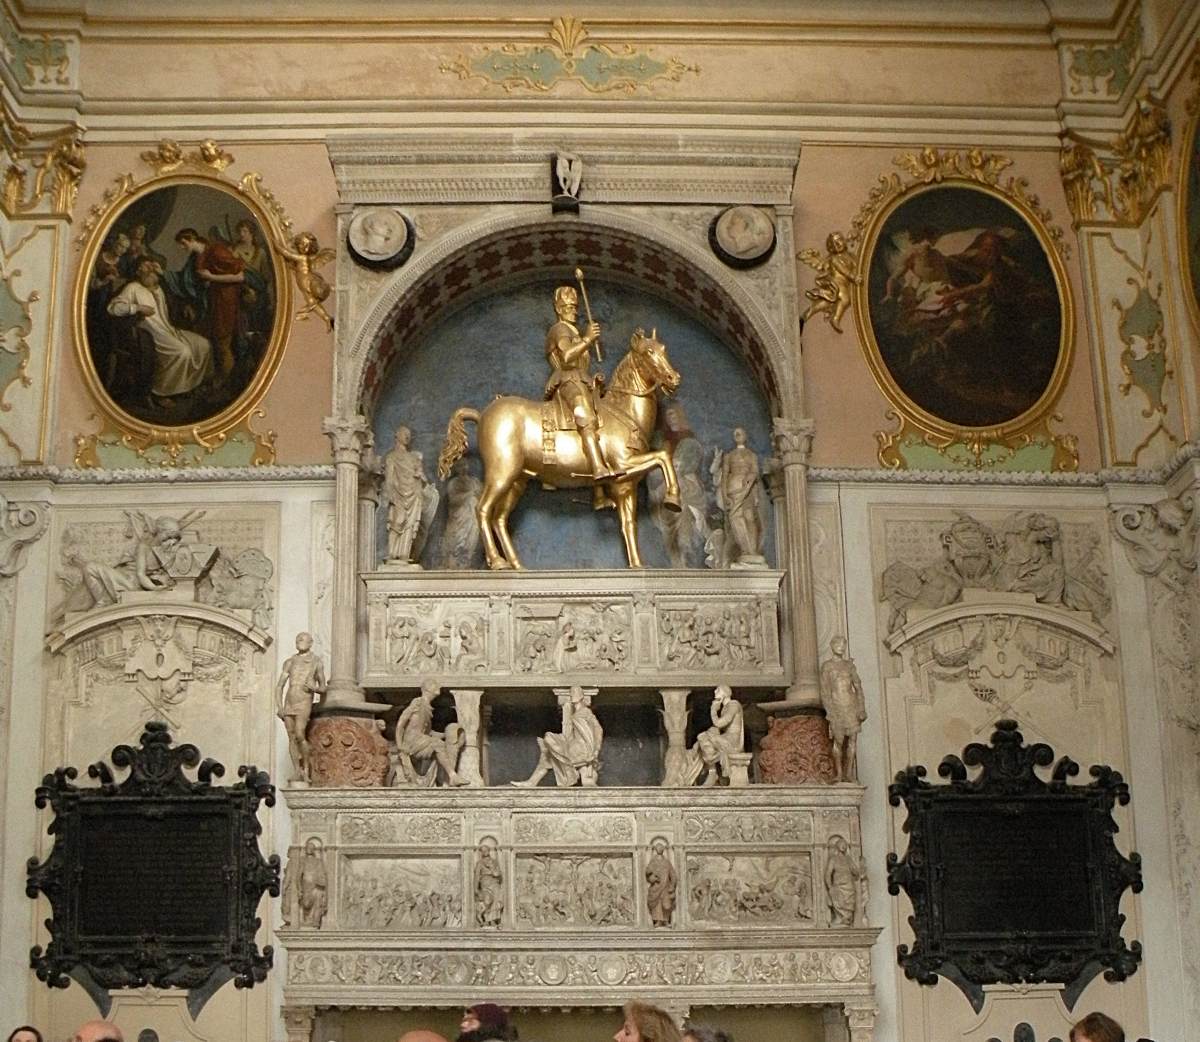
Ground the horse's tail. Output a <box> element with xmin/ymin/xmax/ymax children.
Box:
<box><xmin>438</xmin><ymin>407</ymin><xmax>479</xmax><ymax>479</ymax></box>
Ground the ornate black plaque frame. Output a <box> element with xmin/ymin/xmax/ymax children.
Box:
<box><xmin>887</xmin><ymin>719</ymin><xmax>1142</xmax><ymax>1012</ymax></box>
<box><xmin>27</xmin><ymin>722</ymin><xmax>279</xmax><ymax>1017</ymax></box>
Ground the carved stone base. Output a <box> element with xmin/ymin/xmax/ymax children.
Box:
<box><xmin>307</xmin><ymin>714</ymin><xmax>389</xmax><ymax>787</ymax></box>
<box><xmin>758</xmin><ymin>711</ymin><xmax>836</xmax><ymax>784</ymax></box>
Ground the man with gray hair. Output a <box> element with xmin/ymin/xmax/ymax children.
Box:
<box><xmin>73</xmin><ymin>1021</ymin><xmax>123</xmax><ymax>1042</ymax></box>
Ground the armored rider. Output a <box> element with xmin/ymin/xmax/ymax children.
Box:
<box><xmin>544</xmin><ymin>285</ymin><xmax>617</xmax><ymax>481</ymax></box>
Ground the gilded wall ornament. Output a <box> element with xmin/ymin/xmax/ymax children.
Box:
<box><xmin>71</xmin><ymin>140</ymin><xmax>333</xmax><ymax>468</ymax></box>
<box><xmin>800</xmin><ymin>148</ymin><xmax>1076</xmax><ymax>472</ymax></box>
<box><xmin>0</xmin><ymin>8</ymin><xmax>72</xmax><ymax>90</ymax></box>
<box><xmin>1</xmin><ymin>97</ymin><xmax>84</xmax><ymax>218</ymax></box>
<box><xmin>1064</xmin><ymin>14</ymin><xmax>1141</xmax><ymax>97</ymax></box>
<box><xmin>1178</xmin><ymin>55</ymin><xmax>1200</xmax><ymax>337</ymax></box>
<box><xmin>439</xmin><ymin>16</ymin><xmax>699</xmax><ymax>95</ymax></box>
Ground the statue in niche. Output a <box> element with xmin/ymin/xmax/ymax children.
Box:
<box><xmin>819</xmin><ymin>636</ymin><xmax>867</xmax><ymax>783</ymax></box>
<box><xmin>712</xmin><ymin>428</ymin><xmax>767</xmax><ymax>568</ymax></box>
<box><xmin>682</xmin><ymin>685</ymin><xmax>745</xmax><ymax>786</ymax></box>
<box><xmin>553</xmin><ymin>150</ymin><xmax>583</xmax><ymax>213</ymax></box>
<box><xmin>474</xmin><ymin>837</ymin><xmax>504</xmax><ymax>927</ymax></box>
<box><xmin>825</xmin><ymin>834</ymin><xmax>862</xmax><ymax>927</ymax></box>
<box><xmin>649</xmin><ymin>432</ymin><xmax>711</xmax><ymax>568</ymax></box>
<box><xmin>281</xmin><ymin>837</ymin><xmax>328</xmax><ymax>929</ymax></box>
<box><xmin>389</xmin><ymin>679</ymin><xmax>467</xmax><ymax>787</ymax></box>
<box><xmin>276</xmin><ymin>631</ymin><xmax>326</xmax><ymax>783</ymax></box>
<box><xmin>512</xmin><ymin>685</ymin><xmax>603</xmax><ymax>787</ymax></box>
<box><xmin>384</xmin><ymin>424</ymin><xmax>439</xmax><ymax>565</ymax></box>
<box><xmin>438</xmin><ymin>458</ymin><xmax>482</xmax><ymax>568</ymax></box>
<box><xmin>52</xmin><ymin>510</ymin><xmax>206</xmax><ymax>619</ymax></box>
<box><xmin>644</xmin><ymin>837</ymin><xmax>678</xmax><ymax>927</ymax></box>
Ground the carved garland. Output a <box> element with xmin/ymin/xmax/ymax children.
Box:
<box><xmin>799</xmin><ymin>148</ymin><xmax>1077</xmax><ymax>472</ymax></box>
<box><xmin>71</xmin><ymin>140</ymin><xmax>334</xmax><ymax>469</ymax></box>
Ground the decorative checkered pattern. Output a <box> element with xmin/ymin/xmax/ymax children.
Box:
<box><xmin>359</xmin><ymin>223</ymin><xmax>778</xmax><ymax>414</ymax></box>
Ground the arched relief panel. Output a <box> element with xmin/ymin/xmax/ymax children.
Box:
<box><xmin>337</xmin><ymin>208</ymin><xmax>800</xmax><ymax>422</ymax></box>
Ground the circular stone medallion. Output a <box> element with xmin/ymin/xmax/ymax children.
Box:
<box><xmin>597</xmin><ymin>954</ymin><xmax>628</xmax><ymax>985</ymax></box>
<box><xmin>827</xmin><ymin>951</ymin><xmax>861</xmax><ymax>982</ymax></box>
<box><xmin>537</xmin><ymin>954</ymin><xmax>568</xmax><ymax>985</ymax></box>
<box><xmin>348</xmin><ymin>207</ymin><xmax>414</xmax><ymax>269</ymax></box>
<box><xmin>710</xmin><ymin>205</ymin><xmax>776</xmax><ymax>268</ymax></box>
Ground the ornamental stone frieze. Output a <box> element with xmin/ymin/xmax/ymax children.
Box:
<box><xmin>280</xmin><ymin>786</ymin><xmax>876</xmax><ymax>1012</ymax></box>
<box><xmin>362</xmin><ymin>568</ymin><xmax>784</xmax><ymax>689</ymax></box>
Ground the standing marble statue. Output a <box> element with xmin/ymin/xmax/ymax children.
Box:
<box><xmin>439</xmin><ymin>459</ymin><xmax>482</xmax><ymax>568</ymax></box>
<box><xmin>825</xmin><ymin>834</ymin><xmax>862</xmax><ymax>927</ymax></box>
<box><xmin>644</xmin><ymin>837</ymin><xmax>678</xmax><ymax>927</ymax></box>
<box><xmin>512</xmin><ymin>686</ymin><xmax>603</xmax><ymax>787</ymax></box>
<box><xmin>281</xmin><ymin>836</ymin><xmax>328</xmax><ymax>929</ymax></box>
<box><xmin>819</xmin><ymin>636</ymin><xmax>866</xmax><ymax>783</ymax></box>
<box><xmin>713</xmin><ymin>427</ymin><xmax>766</xmax><ymax>568</ymax></box>
<box><xmin>688</xmin><ymin>685</ymin><xmax>745</xmax><ymax>786</ymax></box>
<box><xmin>474</xmin><ymin>837</ymin><xmax>504</xmax><ymax>927</ymax></box>
<box><xmin>390</xmin><ymin>679</ymin><xmax>467</xmax><ymax>787</ymax></box>
<box><xmin>384</xmin><ymin>425</ymin><xmax>439</xmax><ymax>565</ymax></box>
<box><xmin>276</xmin><ymin>631</ymin><xmax>326</xmax><ymax>783</ymax></box>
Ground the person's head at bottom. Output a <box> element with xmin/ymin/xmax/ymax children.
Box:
<box><xmin>73</xmin><ymin>1022</ymin><xmax>123</xmax><ymax>1042</ymax></box>
<box><xmin>8</xmin><ymin>1027</ymin><xmax>43</xmax><ymax>1042</ymax></box>
<box><xmin>398</xmin><ymin>1032</ymin><xmax>449</xmax><ymax>1042</ymax></box>
<box><xmin>1070</xmin><ymin>1012</ymin><xmax>1125</xmax><ymax>1042</ymax></box>
<box><xmin>681</xmin><ymin>1026</ymin><xmax>732</xmax><ymax>1042</ymax></box>
<box><xmin>614</xmin><ymin>1001</ymin><xmax>682</xmax><ymax>1042</ymax></box>
<box><xmin>458</xmin><ymin>1003</ymin><xmax>516</xmax><ymax>1042</ymax></box>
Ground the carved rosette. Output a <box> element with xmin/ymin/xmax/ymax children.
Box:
<box><xmin>758</xmin><ymin>713</ymin><xmax>837</xmax><ymax>784</ymax></box>
<box><xmin>307</xmin><ymin>716</ymin><xmax>389</xmax><ymax>787</ymax></box>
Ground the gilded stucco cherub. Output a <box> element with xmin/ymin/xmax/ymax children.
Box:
<box><xmin>798</xmin><ymin>231</ymin><xmax>861</xmax><ymax>333</ymax></box>
<box><xmin>279</xmin><ymin>231</ymin><xmax>335</xmax><ymax>331</ymax></box>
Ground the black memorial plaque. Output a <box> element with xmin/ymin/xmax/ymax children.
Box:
<box><xmin>887</xmin><ymin>720</ymin><xmax>1142</xmax><ymax>1012</ymax></box>
<box><xmin>27</xmin><ymin>722</ymin><xmax>279</xmax><ymax>1016</ymax></box>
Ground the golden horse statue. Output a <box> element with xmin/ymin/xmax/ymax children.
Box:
<box><xmin>438</xmin><ymin>328</ymin><xmax>683</xmax><ymax>570</ymax></box>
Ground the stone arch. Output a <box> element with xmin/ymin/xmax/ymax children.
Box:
<box><xmin>339</xmin><ymin>209</ymin><xmax>798</xmax><ymax>423</ymax></box>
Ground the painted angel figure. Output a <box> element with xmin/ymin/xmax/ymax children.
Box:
<box><xmin>279</xmin><ymin>231</ymin><xmax>334</xmax><ymax>331</ymax></box>
<box><xmin>798</xmin><ymin>231</ymin><xmax>861</xmax><ymax>333</ymax></box>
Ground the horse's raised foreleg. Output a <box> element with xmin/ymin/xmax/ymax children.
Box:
<box><xmin>614</xmin><ymin>481</ymin><xmax>644</xmax><ymax>568</ymax></box>
<box><xmin>616</xmin><ymin>449</ymin><xmax>681</xmax><ymax>511</ymax></box>
<box><xmin>494</xmin><ymin>478</ymin><xmax>527</xmax><ymax>570</ymax></box>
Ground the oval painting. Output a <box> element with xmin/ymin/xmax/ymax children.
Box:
<box><xmin>863</xmin><ymin>184</ymin><xmax>1066</xmax><ymax>430</ymax></box>
<box><xmin>80</xmin><ymin>180</ymin><xmax>282</xmax><ymax>429</ymax></box>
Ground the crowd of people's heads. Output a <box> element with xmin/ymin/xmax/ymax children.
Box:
<box><xmin>9</xmin><ymin>1005</ymin><xmax>1140</xmax><ymax>1042</ymax></box>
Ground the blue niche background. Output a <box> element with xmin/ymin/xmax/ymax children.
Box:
<box><xmin>372</xmin><ymin>276</ymin><xmax>774</xmax><ymax>570</ymax></box>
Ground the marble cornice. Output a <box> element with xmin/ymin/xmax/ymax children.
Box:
<box><xmin>0</xmin><ymin>463</ymin><xmax>335</xmax><ymax>484</ymax></box>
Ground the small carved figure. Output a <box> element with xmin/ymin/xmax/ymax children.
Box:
<box><xmin>278</xmin><ymin>231</ymin><xmax>335</xmax><ymax>331</ymax></box>
<box><xmin>276</xmin><ymin>631</ymin><xmax>326</xmax><ymax>783</ymax></box>
<box><xmin>474</xmin><ymin>837</ymin><xmax>504</xmax><ymax>927</ymax></box>
<box><xmin>819</xmin><ymin>636</ymin><xmax>866</xmax><ymax>783</ymax></box>
<box><xmin>799</xmin><ymin>231</ymin><xmax>861</xmax><ymax>332</ymax></box>
<box><xmin>439</xmin><ymin>458</ymin><xmax>483</xmax><ymax>568</ymax></box>
<box><xmin>281</xmin><ymin>837</ymin><xmax>328</xmax><ymax>929</ymax></box>
<box><xmin>644</xmin><ymin>837</ymin><xmax>678</xmax><ymax>927</ymax></box>
<box><xmin>512</xmin><ymin>686</ymin><xmax>603</xmax><ymax>787</ymax></box>
<box><xmin>384</xmin><ymin>425</ymin><xmax>439</xmax><ymax>565</ymax></box>
<box><xmin>825</xmin><ymin>834</ymin><xmax>861</xmax><ymax>927</ymax></box>
<box><xmin>713</xmin><ymin>428</ymin><xmax>766</xmax><ymax>568</ymax></box>
<box><xmin>554</xmin><ymin>151</ymin><xmax>583</xmax><ymax>199</ymax></box>
<box><xmin>687</xmin><ymin>685</ymin><xmax>745</xmax><ymax>786</ymax></box>
<box><xmin>389</xmin><ymin>679</ymin><xmax>467</xmax><ymax>787</ymax></box>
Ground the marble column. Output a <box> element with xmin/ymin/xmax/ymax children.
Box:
<box><xmin>356</xmin><ymin>441</ymin><xmax>381</xmax><ymax>678</ymax></box>
<box><xmin>450</xmin><ymin>688</ymin><xmax>485</xmax><ymax>786</ymax></box>
<box><xmin>844</xmin><ymin>1001</ymin><xmax>877</xmax><ymax>1042</ymax></box>
<box><xmin>322</xmin><ymin>414</ymin><xmax>371</xmax><ymax>706</ymax></box>
<box><xmin>771</xmin><ymin>416</ymin><xmax>820</xmax><ymax>704</ymax></box>
<box><xmin>659</xmin><ymin>688</ymin><xmax>690</xmax><ymax>786</ymax></box>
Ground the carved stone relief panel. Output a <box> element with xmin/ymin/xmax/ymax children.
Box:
<box><xmin>341</xmin><ymin>856</ymin><xmax>464</xmax><ymax>930</ymax></box>
<box><xmin>514</xmin><ymin>600</ymin><xmax>631</xmax><ymax>674</ymax></box>
<box><xmin>686</xmin><ymin>853</ymin><xmax>814</xmax><ymax>925</ymax></box>
<box><xmin>514</xmin><ymin>854</ymin><xmax>636</xmax><ymax>928</ymax></box>
<box><xmin>384</xmin><ymin>598</ymin><xmax>490</xmax><ymax>675</ymax></box>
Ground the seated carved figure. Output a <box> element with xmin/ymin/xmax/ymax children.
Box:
<box><xmin>389</xmin><ymin>680</ymin><xmax>466</xmax><ymax>787</ymax></box>
<box><xmin>512</xmin><ymin>686</ymin><xmax>603</xmax><ymax>787</ymax></box>
<box><xmin>684</xmin><ymin>686</ymin><xmax>745</xmax><ymax>786</ymax></box>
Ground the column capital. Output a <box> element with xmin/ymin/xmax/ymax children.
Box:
<box><xmin>322</xmin><ymin>414</ymin><xmax>371</xmax><ymax>465</ymax></box>
<box><xmin>0</xmin><ymin>495</ymin><xmax>49</xmax><ymax>578</ymax></box>
<box><xmin>771</xmin><ymin>416</ymin><xmax>815</xmax><ymax>468</ymax></box>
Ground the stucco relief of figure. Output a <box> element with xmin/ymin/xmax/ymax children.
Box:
<box><xmin>650</xmin><ymin>433</ymin><xmax>710</xmax><ymax>568</ymax></box>
<box><xmin>276</xmin><ymin>631</ymin><xmax>327</xmax><ymax>783</ymax></box>
<box><xmin>825</xmin><ymin>834</ymin><xmax>862</xmax><ymax>927</ymax></box>
<box><xmin>684</xmin><ymin>685</ymin><xmax>745</xmax><ymax>786</ymax></box>
<box><xmin>389</xmin><ymin>679</ymin><xmax>467</xmax><ymax>787</ymax></box>
<box><xmin>474</xmin><ymin>837</ymin><xmax>504</xmax><ymax>928</ymax></box>
<box><xmin>799</xmin><ymin>231</ymin><xmax>861</xmax><ymax>333</ymax></box>
<box><xmin>384</xmin><ymin>425</ymin><xmax>438</xmax><ymax>565</ymax></box>
<box><xmin>512</xmin><ymin>686</ymin><xmax>603</xmax><ymax>787</ymax></box>
<box><xmin>713</xmin><ymin>428</ymin><xmax>767</xmax><ymax>568</ymax></box>
<box><xmin>438</xmin><ymin>459</ymin><xmax>482</xmax><ymax>568</ymax></box>
<box><xmin>644</xmin><ymin>837</ymin><xmax>678</xmax><ymax>927</ymax></box>
<box><xmin>819</xmin><ymin>636</ymin><xmax>867</xmax><ymax>783</ymax></box>
<box><xmin>281</xmin><ymin>837</ymin><xmax>329</xmax><ymax>929</ymax></box>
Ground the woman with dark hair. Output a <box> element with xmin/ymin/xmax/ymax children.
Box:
<box><xmin>1070</xmin><ymin>1012</ymin><xmax>1125</xmax><ymax>1042</ymax></box>
<box><xmin>7</xmin><ymin>1027</ymin><xmax>44</xmax><ymax>1042</ymax></box>
<box><xmin>613</xmin><ymin>1001</ymin><xmax>681</xmax><ymax>1042</ymax></box>
<box><xmin>682</xmin><ymin>1026</ymin><xmax>732</xmax><ymax>1042</ymax></box>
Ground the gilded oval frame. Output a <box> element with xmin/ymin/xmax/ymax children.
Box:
<box><xmin>1176</xmin><ymin>58</ymin><xmax>1200</xmax><ymax>337</ymax></box>
<box><xmin>72</xmin><ymin>170</ymin><xmax>293</xmax><ymax>448</ymax></box>
<box><xmin>853</xmin><ymin>178</ymin><xmax>1074</xmax><ymax>445</ymax></box>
